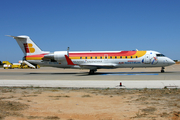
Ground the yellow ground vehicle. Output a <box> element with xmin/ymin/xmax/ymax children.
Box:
<box><xmin>2</xmin><ymin>61</ymin><xmax>40</xmax><ymax>69</ymax></box>
<box><xmin>3</xmin><ymin>61</ymin><xmax>21</xmax><ymax>69</ymax></box>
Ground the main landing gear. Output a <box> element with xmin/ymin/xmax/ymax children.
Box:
<box><xmin>161</xmin><ymin>67</ymin><xmax>165</xmax><ymax>73</ymax></box>
<box><xmin>89</xmin><ymin>69</ymin><xmax>97</xmax><ymax>75</ymax></box>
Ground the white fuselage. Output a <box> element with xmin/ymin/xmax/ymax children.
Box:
<box><xmin>9</xmin><ymin>35</ymin><xmax>175</xmax><ymax>73</ymax></box>
<box><xmin>27</xmin><ymin>50</ymin><xmax>175</xmax><ymax>70</ymax></box>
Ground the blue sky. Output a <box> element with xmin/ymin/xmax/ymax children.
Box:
<box><xmin>0</xmin><ymin>0</ymin><xmax>180</xmax><ymax>62</ymax></box>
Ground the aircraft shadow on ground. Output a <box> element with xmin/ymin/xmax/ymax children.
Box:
<box><xmin>82</xmin><ymin>71</ymin><xmax>175</xmax><ymax>76</ymax></box>
<box><xmin>29</xmin><ymin>73</ymin><xmax>78</xmax><ymax>75</ymax></box>
<box><xmin>78</xmin><ymin>72</ymin><xmax>160</xmax><ymax>76</ymax></box>
<box><xmin>28</xmin><ymin>71</ymin><xmax>174</xmax><ymax>76</ymax></box>
<box><xmin>79</xmin><ymin>71</ymin><xmax>176</xmax><ymax>76</ymax></box>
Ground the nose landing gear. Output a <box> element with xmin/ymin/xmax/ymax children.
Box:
<box><xmin>161</xmin><ymin>67</ymin><xmax>165</xmax><ymax>73</ymax></box>
<box><xmin>89</xmin><ymin>69</ymin><xmax>97</xmax><ymax>75</ymax></box>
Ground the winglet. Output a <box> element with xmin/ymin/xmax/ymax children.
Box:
<box><xmin>65</xmin><ymin>55</ymin><xmax>77</xmax><ymax>65</ymax></box>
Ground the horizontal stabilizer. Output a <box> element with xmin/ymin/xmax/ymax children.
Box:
<box><xmin>7</xmin><ymin>35</ymin><xmax>43</xmax><ymax>56</ymax></box>
<box><xmin>6</xmin><ymin>35</ymin><xmax>30</xmax><ymax>39</ymax></box>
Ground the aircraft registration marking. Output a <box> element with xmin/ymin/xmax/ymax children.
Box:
<box><xmin>73</xmin><ymin>60</ymin><xmax>102</xmax><ymax>63</ymax></box>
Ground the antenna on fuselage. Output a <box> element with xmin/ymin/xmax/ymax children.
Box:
<box><xmin>67</xmin><ymin>47</ymin><xmax>70</xmax><ymax>57</ymax></box>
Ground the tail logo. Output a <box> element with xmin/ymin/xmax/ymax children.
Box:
<box><xmin>24</xmin><ymin>43</ymin><xmax>35</xmax><ymax>53</ymax></box>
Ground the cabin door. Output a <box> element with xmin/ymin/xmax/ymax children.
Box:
<box><xmin>144</xmin><ymin>54</ymin><xmax>150</xmax><ymax>64</ymax></box>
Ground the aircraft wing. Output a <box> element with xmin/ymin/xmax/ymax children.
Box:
<box><xmin>79</xmin><ymin>63</ymin><xmax>116</xmax><ymax>69</ymax></box>
<box><xmin>65</xmin><ymin>55</ymin><xmax>116</xmax><ymax>69</ymax></box>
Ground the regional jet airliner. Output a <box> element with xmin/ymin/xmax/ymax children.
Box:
<box><xmin>8</xmin><ymin>35</ymin><xmax>175</xmax><ymax>74</ymax></box>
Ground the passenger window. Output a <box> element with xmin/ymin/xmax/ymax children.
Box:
<box><xmin>80</xmin><ymin>57</ymin><xmax>82</xmax><ymax>59</ymax></box>
<box><xmin>136</xmin><ymin>56</ymin><xmax>138</xmax><ymax>58</ymax></box>
<box><xmin>85</xmin><ymin>57</ymin><xmax>87</xmax><ymax>59</ymax></box>
<box><xmin>110</xmin><ymin>56</ymin><xmax>112</xmax><ymax>59</ymax></box>
<box><xmin>131</xmin><ymin>56</ymin><xmax>132</xmax><ymax>59</ymax></box>
<box><xmin>126</xmin><ymin>56</ymin><xmax>127</xmax><ymax>59</ymax></box>
<box><xmin>95</xmin><ymin>57</ymin><xmax>97</xmax><ymax>59</ymax></box>
<box><xmin>91</xmin><ymin>57</ymin><xmax>92</xmax><ymax>59</ymax></box>
<box><xmin>100</xmin><ymin>56</ymin><xmax>102</xmax><ymax>59</ymax></box>
<box><xmin>115</xmin><ymin>56</ymin><xmax>117</xmax><ymax>59</ymax></box>
<box><xmin>120</xmin><ymin>56</ymin><xmax>122</xmax><ymax>59</ymax></box>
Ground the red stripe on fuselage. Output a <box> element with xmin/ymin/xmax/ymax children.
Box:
<box><xmin>25</xmin><ymin>53</ymin><xmax>48</xmax><ymax>58</ymax></box>
<box><xmin>69</xmin><ymin>51</ymin><xmax>136</xmax><ymax>57</ymax></box>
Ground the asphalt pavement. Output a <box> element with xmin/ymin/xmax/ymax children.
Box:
<box><xmin>0</xmin><ymin>65</ymin><xmax>179</xmax><ymax>88</ymax></box>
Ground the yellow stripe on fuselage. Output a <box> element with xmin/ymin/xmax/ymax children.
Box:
<box><xmin>25</xmin><ymin>51</ymin><xmax>147</xmax><ymax>60</ymax></box>
<box><xmin>132</xmin><ymin>51</ymin><xmax>146</xmax><ymax>58</ymax></box>
<box><xmin>26</xmin><ymin>57</ymin><xmax>43</xmax><ymax>60</ymax></box>
<box><xmin>69</xmin><ymin>51</ymin><xmax>146</xmax><ymax>59</ymax></box>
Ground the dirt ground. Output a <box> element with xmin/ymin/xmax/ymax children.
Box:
<box><xmin>0</xmin><ymin>87</ymin><xmax>180</xmax><ymax>120</ymax></box>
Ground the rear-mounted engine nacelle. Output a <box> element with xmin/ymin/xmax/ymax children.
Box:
<box><xmin>43</xmin><ymin>51</ymin><xmax>67</xmax><ymax>61</ymax></box>
<box><xmin>54</xmin><ymin>51</ymin><xmax>67</xmax><ymax>61</ymax></box>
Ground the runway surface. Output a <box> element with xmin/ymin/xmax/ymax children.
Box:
<box><xmin>0</xmin><ymin>65</ymin><xmax>180</xmax><ymax>88</ymax></box>
<box><xmin>0</xmin><ymin>80</ymin><xmax>179</xmax><ymax>89</ymax></box>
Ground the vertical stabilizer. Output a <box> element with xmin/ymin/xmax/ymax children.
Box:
<box><xmin>8</xmin><ymin>35</ymin><xmax>42</xmax><ymax>56</ymax></box>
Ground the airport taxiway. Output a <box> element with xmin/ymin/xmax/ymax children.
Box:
<box><xmin>0</xmin><ymin>80</ymin><xmax>179</xmax><ymax>89</ymax></box>
<box><xmin>0</xmin><ymin>65</ymin><xmax>180</xmax><ymax>88</ymax></box>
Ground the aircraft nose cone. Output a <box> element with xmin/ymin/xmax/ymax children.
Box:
<box><xmin>168</xmin><ymin>59</ymin><xmax>175</xmax><ymax>65</ymax></box>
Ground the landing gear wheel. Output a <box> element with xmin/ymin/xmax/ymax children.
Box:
<box><xmin>161</xmin><ymin>70</ymin><xmax>164</xmax><ymax>73</ymax></box>
<box><xmin>89</xmin><ymin>69</ymin><xmax>96</xmax><ymax>75</ymax></box>
<box><xmin>161</xmin><ymin>67</ymin><xmax>165</xmax><ymax>73</ymax></box>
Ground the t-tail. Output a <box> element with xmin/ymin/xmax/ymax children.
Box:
<box><xmin>7</xmin><ymin>35</ymin><xmax>43</xmax><ymax>56</ymax></box>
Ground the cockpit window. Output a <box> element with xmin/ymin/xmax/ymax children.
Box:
<box><xmin>156</xmin><ymin>54</ymin><xmax>165</xmax><ymax>57</ymax></box>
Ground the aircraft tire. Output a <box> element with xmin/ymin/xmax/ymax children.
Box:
<box><xmin>89</xmin><ymin>70</ymin><xmax>95</xmax><ymax>75</ymax></box>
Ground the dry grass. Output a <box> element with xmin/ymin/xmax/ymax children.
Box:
<box><xmin>82</xmin><ymin>94</ymin><xmax>91</xmax><ymax>97</ymax></box>
<box><xmin>44</xmin><ymin>116</ymin><xmax>60</xmax><ymax>119</ymax></box>
<box><xmin>0</xmin><ymin>100</ymin><xmax>28</xmax><ymax>119</ymax></box>
<box><xmin>0</xmin><ymin>87</ymin><xmax>180</xmax><ymax>120</ymax></box>
<box><xmin>141</xmin><ymin>107</ymin><xmax>156</xmax><ymax>114</ymax></box>
<box><xmin>27</xmin><ymin>116</ymin><xmax>43</xmax><ymax>119</ymax></box>
<box><xmin>49</xmin><ymin>95</ymin><xmax>70</xmax><ymax>98</ymax></box>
